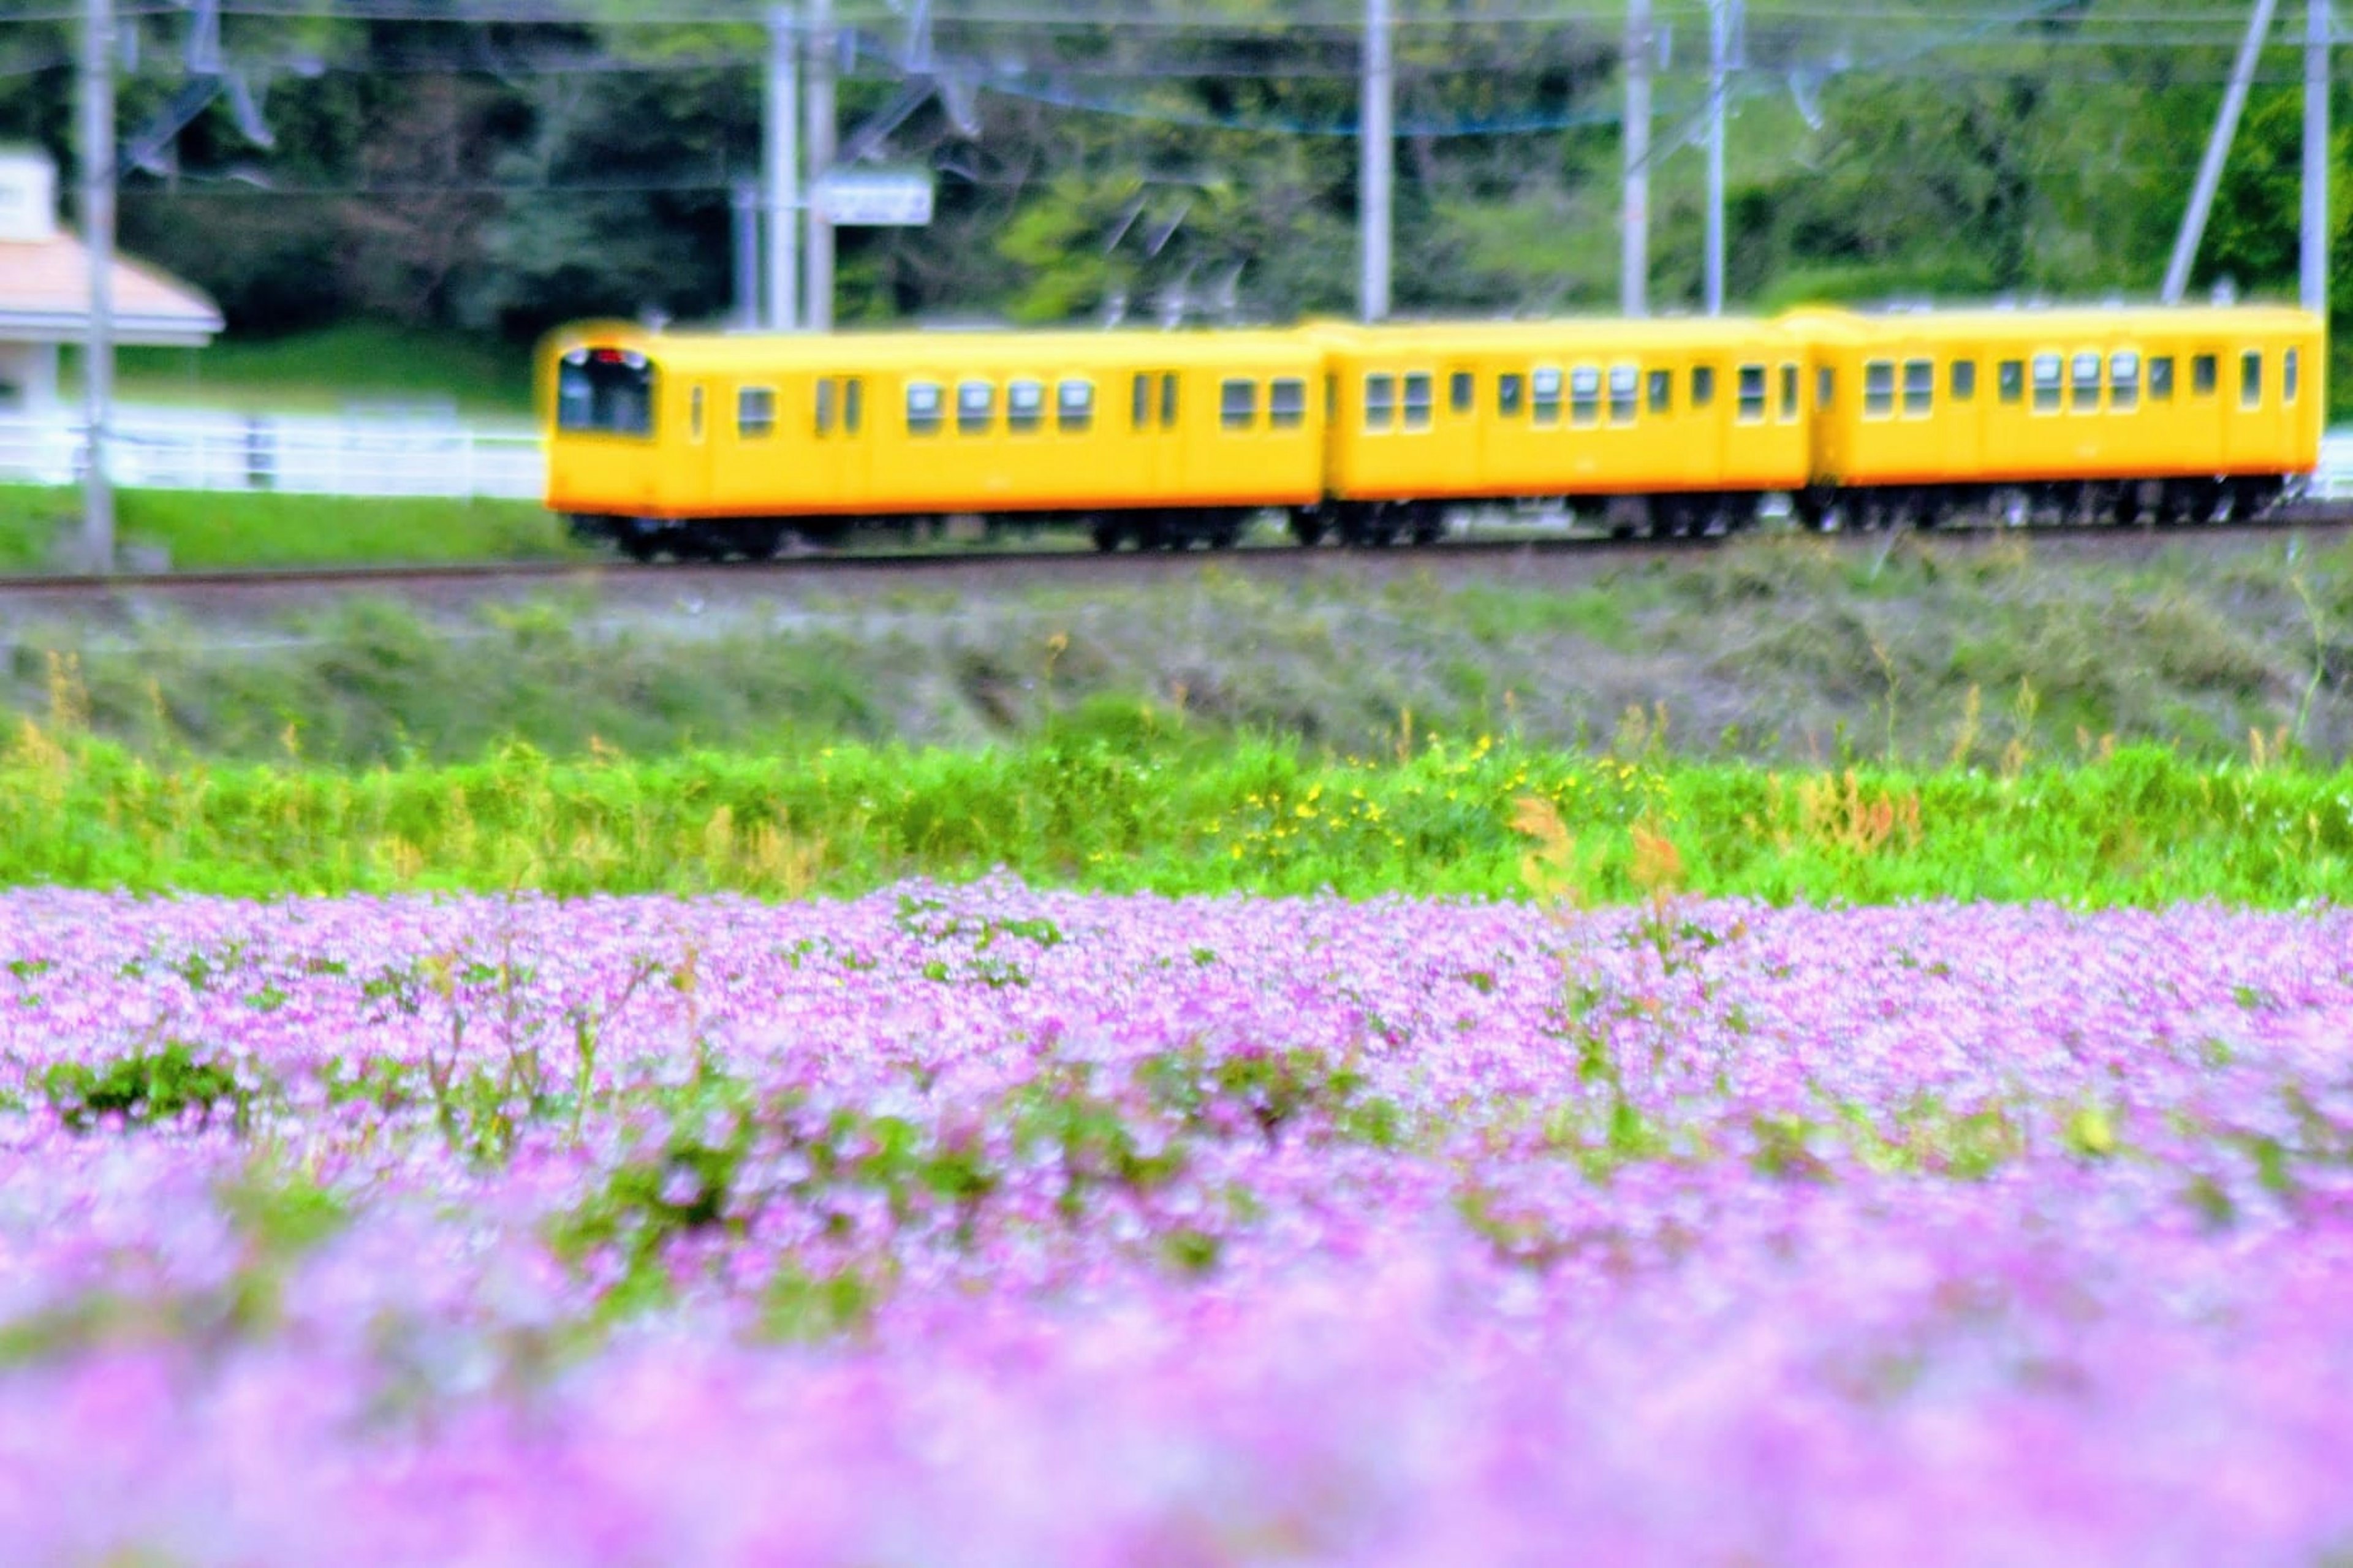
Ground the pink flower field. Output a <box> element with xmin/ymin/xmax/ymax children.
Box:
<box><xmin>2</xmin><ymin>882</ymin><xmax>2351</xmax><ymax>1564</ymax></box>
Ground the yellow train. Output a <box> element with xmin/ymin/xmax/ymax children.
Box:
<box><xmin>540</xmin><ymin>303</ymin><xmax>2324</xmax><ymax>558</ymax></box>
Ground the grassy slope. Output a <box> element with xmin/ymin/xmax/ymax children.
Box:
<box><xmin>8</xmin><ymin>532</ymin><xmax>2352</xmax><ymax>770</ymax></box>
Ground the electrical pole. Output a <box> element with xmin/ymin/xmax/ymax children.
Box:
<box><xmin>1622</xmin><ymin>0</ymin><xmax>1650</xmax><ymax>317</ymax></box>
<box><xmin>765</xmin><ymin>5</ymin><xmax>800</xmax><ymax>331</ymax></box>
<box><xmin>2167</xmin><ymin>0</ymin><xmax>2281</xmax><ymax>304</ymax></box>
<box><xmin>805</xmin><ymin>0</ymin><xmax>835</xmax><ymax>332</ymax></box>
<box><xmin>1360</xmin><ymin>0</ymin><xmax>1392</xmax><ymax>322</ymax></box>
<box><xmin>732</xmin><ymin>181</ymin><xmax>760</xmax><ymax>330</ymax></box>
<box><xmin>1705</xmin><ymin>0</ymin><xmax>1737</xmax><ymax>316</ymax></box>
<box><xmin>79</xmin><ymin>0</ymin><xmax>115</xmax><ymax>572</ymax></box>
<box><xmin>2304</xmin><ymin>0</ymin><xmax>2329</xmax><ymax>317</ymax></box>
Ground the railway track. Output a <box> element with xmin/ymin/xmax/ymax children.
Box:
<box><xmin>4</xmin><ymin>502</ymin><xmax>2351</xmax><ymax>608</ymax></box>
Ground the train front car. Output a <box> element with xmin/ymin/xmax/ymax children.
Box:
<box><xmin>1311</xmin><ymin>317</ymin><xmax>1816</xmax><ymax>543</ymax></box>
<box><xmin>539</xmin><ymin>322</ymin><xmax>1332</xmax><ymax>559</ymax></box>
<box><xmin>1793</xmin><ymin>304</ymin><xmax>2325</xmax><ymax>529</ymax></box>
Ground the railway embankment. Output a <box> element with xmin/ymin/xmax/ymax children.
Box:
<box><xmin>6</xmin><ymin>528</ymin><xmax>2352</xmax><ymax>771</ymax></box>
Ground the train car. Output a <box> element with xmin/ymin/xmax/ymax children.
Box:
<box><xmin>1308</xmin><ymin>317</ymin><xmax>1817</xmax><ymax>542</ymax></box>
<box><xmin>1793</xmin><ymin>304</ymin><xmax>2325</xmax><ymax>526</ymax></box>
<box><xmin>540</xmin><ymin>320</ymin><xmax>1329</xmax><ymax>557</ymax></box>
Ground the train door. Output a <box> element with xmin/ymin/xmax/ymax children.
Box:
<box><xmin>795</xmin><ymin>373</ymin><xmax>855</xmax><ymax>513</ymax></box>
<box><xmin>1131</xmin><ymin>369</ymin><xmax>1182</xmax><ymax>501</ymax></box>
<box><xmin>1444</xmin><ymin>361</ymin><xmax>1482</xmax><ymax>494</ymax></box>
<box><xmin>1942</xmin><ymin>353</ymin><xmax>1986</xmax><ymax>479</ymax></box>
<box><xmin>1684</xmin><ymin>360</ymin><xmax>1727</xmax><ymax>486</ymax></box>
<box><xmin>680</xmin><ymin>380</ymin><xmax>715</xmax><ymax>512</ymax></box>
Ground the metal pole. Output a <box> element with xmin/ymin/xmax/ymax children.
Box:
<box><xmin>805</xmin><ymin>0</ymin><xmax>836</xmax><ymax>332</ymax></box>
<box><xmin>732</xmin><ymin>181</ymin><xmax>760</xmax><ymax>330</ymax></box>
<box><xmin>1623</xmin><ymin>0</ymin><xmax>1651</xmax><ymax>317</ymax></box>
<box><xmin>765</xmin><ymin>5</ymin><xmax>800</xmax><ymax>331</ymax></box>
<box><xmin>2304</xmin><ymin>0</ymin><xmax>2330</xmax><ymax>316</ymax></box>
<box><xmin>1360</xmin><ymin>0</ymin><xmax>1392</xmax><ymax>322</ymax></box>
<box><xmin>2167</xmin><ymin>0</ymin><xmax>2282</xmax><ymax>303</ymax></box>
<box><xmin>1705</xmin><ymin>0</ymin><xmax>1732</xmax><ymax>316</ymax></box>
<box><xmin>79</xmin><ymin>0</ymin><xmax>115</xmax><ymax>571</ymax></box>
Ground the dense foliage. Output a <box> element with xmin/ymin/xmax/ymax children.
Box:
<box><xmin>0</xmin><ymin>3</ymin><xmax>2346</xmax><ymax>398</ymax></box>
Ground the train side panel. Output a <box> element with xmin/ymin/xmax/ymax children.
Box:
<box><xmin>1319</xmin><ymin>320</ymin><xmax>1811</xmax><ymax>503</ymax></box>
<box><xmin>1811</xmin><ymin>307</ymin><xmax>2323</xmax><ymax>490</ymax></box>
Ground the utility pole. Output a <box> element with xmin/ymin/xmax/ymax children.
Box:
<box><xmin>1360</xmin><ymin>0</ymin><xmax>1392</xmax><ymax>322</ymax></box>
<box><xmin>2304</xmin><ymin>0</ymin><xmax>2330</xmax><ymax>317</ymax></box>
<box><xmin>1622</xmin><ymin>0</ymin><xmax>1651</xmax><ymax>316</ymax></box>
<box><xmin>79</xmin><ymin>0</ymin><xmax>115</xmax><ymax>572</ymax></box>
<box><xmin>805</xmin><ymin>0</ymin><xmax>836</xmax><ymax>332</ymax></box>
<box><xmin>732</xmin><ymin>181</ymin><xmax>760</xmax><ymax>330</ymax></box>
<box><xmin>765</xmin><ymin>5</ymin><xmax>800</xmax><ymax>331</ymax></box>
<box><xmin>1705</xmin><ymin>0</ymin><xmax>1738</xmax><ymax>316</ymax></box>
<box><xmin>2167</xmin><ymin>0</ymin><xmax>2281</xmax><ymax>303</ymax></box>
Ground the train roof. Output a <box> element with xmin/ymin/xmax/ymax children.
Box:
<box><xmin>542</xmin><ymin>322</ymin><xmax>1321</xmax><ymax>371</ymax></box>
<box><xmin>1308</xmin><ymin>315</ymin><xmax>1805</xmax><ymax>350</ymax></box>
<box><xmin>1783</xmin><ymin>303</ymin><xmax>2321</xmax><ymax>339</ymax></box>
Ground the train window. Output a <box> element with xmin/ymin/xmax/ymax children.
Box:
<box><xmin>2241</xmin><ymin>350</ymin><xmax>2263</xmax><ymax>408</ymax></box>
<box><xmin>844</xmin><ymin>378</ymin><xmax>863</xmax><ymax>435</ymax></box>
<box><xmin>958</xmin><ymin>379</ymin><xmax>995</xmax><ymax>436</ymax></box>
<box><xmin>1221</xmin><ymin>378</ymin><xmax>1259</xmax><ymax>431</ymax></box>
<box><xmin>813</xmin><ymin>381</ymin><xmax>835</xmax><ymax>437</ymax></box>
<box><xmin>2287</xmin><ymin>349</ymin><xmax>2302</xmax><ymax>403</ymax></box>
<box><xmin>1817</xmin><ymin>366</ymin><xmax>1835</xmax><ymax>411</ymax></box>
<box><xmin>2071</xmin><ymin>354</ymin><xmax>2102</xmax><ymax>413</ymax></box>
<box><xmin>1648</xmin><ymin>368</ymin><xmax>1673</xmax><ymax>415</ymax></box>
<box><xmin>1403</xmin><ymin>373</ymin><xmax>1434</xmax><ymax>430</ymax></box>
<box><xmin>1161</xmin><ymin>373</ymin><xmax>1180</xmax><ymax>428</ymax></box>
<box><xmin>1570</xmin><ymin>366</ymin><xmax>1601</xmax><ymax>427</ymax></box>
<box><xmin>1131</xmin><ymin>374</ymin><xmax>1151</xmax><ymax>430</ymax></box>
<box><xmin>1998</xmin><ymin>360</ymin><xmax>2025</xmax><ymax>404</ymax></box>
<box><xmin>1608</xmin><ymin>365</ymin><xmax>1639</xmax><ymax>426</ymax></box>
<box><xmin>1863</xmin><ymin>360</ymin><xmax>1896</xmax><ymax>419</ymax></box>
<box><xmin>1903</xmin><ymin>360</ymin><xmax>1934</xmax><ymax>417</ymax></box>
<box><xmin>1532</xmin><ymin>368</ymin><xmax>1563</xmax><ymax>425</ymax></box>
<box><xmin>689</xmin><ymin>386</ymin><xmax>706</xmax><ymax>442</ymax></box>
<box><xmin>2192</xmin><ymin>354</ymin><xmax>2218</xmax><ymax>396</ymax></box>
<box><xmin>741</xmin><ymin>386</ymin><xmax>778</xmax><ymax>441</ymax></box>
<box><xmin>2150</xmin><ymin>357</ymin><xmax>2175</xmax><ymax>401</ymax></box>
<box><xmin>2033</xmin><ymin>355</ymin><xmax>2063</xmax><ymax>413</ymax></box>
<box><xmin>1779</xmin><ymin>363</ymin><xmax>1800</xmax><ymax>420</ymax></box>
<box><xmin>1691</xmin><ymin>366</ymin><xmax>1716</xmax><ymax>410</ymax></box>
<box><xmin>1449</xmin><ymin>371</ymin><xmax>1475</xmax><ymax>415</ymax></box>
<box><xmin>556</xmin><ymin>349</ymin><xmax>655</xmax><ymax>437</ymax></box>
<box><xmin>1365</xmin><ymin>373</ymin><xmax>1396</xmax><ymax>431</ymax></box>
<box><xmin>1737</xmin><ymin>364</ymin><xmax>1767</xmax><ymax>423</ymax></box>
<box><xmin>906</xmin><ymin>381</ymin><xmax>944</xmax><ymax>436</ymax></box>
<box><xmin>1950</xmin><ymin>361</ymin><xmax>1977</xmax><ymax>401</ymax></box>
<box><xmin>2110</xmin><ymin>352</ymin><xmax>2140</xmax><ymax>413</ymax></box>
<box><xmin>1499</xmin><ymin>373</ymin><xmax>1525</xmax><ymax>418</ymax></box>
<box><xmin>1008</xmin><ymin>379</ymin><xmax>1045</xmax><ymax>433</ymax></box>
<box><xmin>1057</xmin><ymin>379</ymin><xmax>1094</xmax><ymax>433</ymax></box>
<box><xmin>1270</xmin><ymin>377</ymin><xmax>1307</xmax><ymax>429</ymax></box>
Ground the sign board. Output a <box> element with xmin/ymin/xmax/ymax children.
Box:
<box><xmin>813</xmin><ymin>171</ymin><xmax>934</xmax><ymax>227</ymax></box>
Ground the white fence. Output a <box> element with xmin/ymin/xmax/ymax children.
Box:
<box><xmin>0</xmin><ymin>405</ymin><xmax>544</xmax><ymax>501</ymax></box>
<box><xmin>2</xmin><ymin>404</ymin><xmax>2351</xmax><ymax>508</ymax></box>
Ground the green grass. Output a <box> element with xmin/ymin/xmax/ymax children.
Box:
<box><xmin>76</xmin><ymin>324</ymin><xmax>536</xmax><ymax>421</ymax></box>
<box><xmin>0</xmin><ymin>486</ymin><xmax>574</xmax><ymax>571</ymax></box>
<box><xmin>1</xmin><ymin>727</ymin><xmax>2349</xmax><ymax>907</ymax></box>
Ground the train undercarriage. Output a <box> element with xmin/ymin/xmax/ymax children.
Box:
<box><xmin>564</xmin><ymin>474</ymin><xmax>2300</xmax><ymax>562</ymax></box>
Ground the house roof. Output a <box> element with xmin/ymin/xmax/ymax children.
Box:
<box><xmin>0</xmin><ymin>227</ymin><xmax>222</xmax><ymax>346</ymax></box>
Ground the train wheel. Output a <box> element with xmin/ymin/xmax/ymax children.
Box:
<box><xmin>618</xmin><ymin>532</ymin><xmax>661</xmax><ymax>564</ymax></box>
<box><xmin>1090</xmin><ymin>519</ymin><xmax>1122</xmax><ymax>553</ymax></box>
<box><xmin>1409</xmin><ymin>506</ymin><xmax>1446</xmax><ymax>547</ymax></box>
